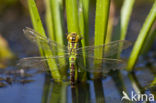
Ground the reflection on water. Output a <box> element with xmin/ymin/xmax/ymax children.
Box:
<box><xmin>40</xmin><ymin>68</ymin><xmax>156</xmax><ymax>103</ymax></box>
<box><xmin>0</xmin><ymin>65</ymin><xmax>156</xmax><ymax>103</ymax></box>
<box><xmin>42</xmin><ymin>76</ymin><xmax>91</xmax><ymax>103</ymax></box>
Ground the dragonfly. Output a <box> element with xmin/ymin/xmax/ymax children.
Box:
<box><xmin>17</xmin><ymin>27</ymin><xmax>132</xmax><ymax>85</ymax></box>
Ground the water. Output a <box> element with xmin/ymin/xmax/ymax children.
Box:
<box><xmin>0</xmin><ymin>1</ymin><xmax>155</xmax><ymax>103</ymax></box>
<box><xmin>0</xmin><ymin>65</ymin><xmax>155</xmax><ymax>103</ymax></box>
<box><xmin>0</xmin><ymin>73</ymin><xmax>44</xmax><ymax>103</ymax></box>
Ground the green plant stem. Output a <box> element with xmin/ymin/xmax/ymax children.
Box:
<box><xmin>50</xmin><ymin>0</ymin><xmax>64</xmax><ymax>45</ymax></box>
<box><xmin>94</xmin><ymin>0</ymin><xmax>110</xmax><ymax>51</ymax></box>
<box><xmin>66</xmin><ymin>0</ymin><xmax>80</xmax><ymax>81</ymax></box>
<box><xmin>120</xmin><ymin>0</ymin><xmax>135</xmax><ymax>40</ymax></box>
<box><xmin>141</xmin><ymin>29</ymin><xmax>156</xmax><ymax>55</ymax></box>
<box><xmin>127</xmin><ymin>0</ymin><xmax>156</xmax><ymax>71</ymax></box>
<box><xmin>50</xmin><ymin>0</ymin><xmax>67</xmax><ymax>75</ymax></box>
<box><xmin>80</xmin><ymin>0</ymin><xmax>89</xmax><ymax>46</ymax></box>
<box><xmin>28</xmin><ymin>0</ymin><xmax>45</xmax><ymax>56</ymax></box>
<box><xmin>49</xmin><ymin>83</ymin><xmax>62</xmax><ymax>103</ymax></box>
<box><xmin>28</xmin><ymin>0</ymin><xmax>61</xmax><ymax>81</ymax></box>
<box><xmin>41</xmin><ymin>76</ymin><xmax>51</xmax><ymax>103</ymax></box>
<box><xmin>45</xmin><ymin>0</ymin><xmax>55</xmax><ymax>41</ymax></box>
<box><xmin>66</xmin><ymin>0</ymin><xmax>79</xmax><ymax>33</ymax></box>
<box><xmin>79</xmin><ymin>0</ymin><xmax>85</xmax><ymax>44</ymax></box>
<box><xmin>94</xmin><ymin>0</ymin><xmax>110</xmax><ymax>77</ymax></box>
<box><xmin>78</xmin><ymin>0</ymin><xmax>89</xmax><ymax>81</ymax></box>
<box><xmin>117</xmin><ymin>0</ymin><xmax>135</xmax><ymax>58</ymax></box>
<box><xmin>105</xmin><ymin>1</ymin><xmax>115</xmax><ymax>44</ymax></box>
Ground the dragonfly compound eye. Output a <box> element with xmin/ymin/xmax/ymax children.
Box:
<box><xmin>67</xmin><ymin>32</ymin><xmax>80</xmax><ymax>43</ymax></box>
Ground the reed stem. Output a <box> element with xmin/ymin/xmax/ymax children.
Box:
<box><xmin>127</xmin><ymin>0</ymin><xmax>156</xmax><ymax>71</ymax></box>
<box><xmin>28</xmin><ymin>0</ymin><xmax>61</xmax><ymax>81</ymax></box>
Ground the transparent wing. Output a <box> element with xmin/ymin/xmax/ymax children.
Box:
<box><xmin>17</xmin><ymin>55</ymin><xmax>69</xmax><ymax>72</ymax></box>
<box><xmin>77</xmin><ymin>56</ymin><xmax>127</xmax><ymax>74</ymax></box>
<box><xmin>23</xmin><ymin>27</ymin><xmax>68</xmax><ymax>53</ymax></box>
<box><xmin>77</xmin><ymin>40</ymin><xmax>132</xmax><ymax>58</ymax></box>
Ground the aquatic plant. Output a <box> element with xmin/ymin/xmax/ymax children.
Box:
<box><xmin>127</xmin><ymin>0</ymin><xmax>156</xmax><ymax>71</ymax></box>
<box><xmin>26</xmin><ymin>0</ymin><xmax>156</xmax><ymax>82</ymax></box>
<box><xmin>28</xmin><ymin>0</ymin><xmax>61</xmax><ymax>81</ymax></box>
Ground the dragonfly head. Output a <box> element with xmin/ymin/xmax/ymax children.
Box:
<box><xmin>67</xmin><ymin>32</ymin><xmax>80</xmax><ymax>43</ymax></box>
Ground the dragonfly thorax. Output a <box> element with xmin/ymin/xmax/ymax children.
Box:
<box><xmin>68</xmin><ymin>42</ymin><xmax>78</xmax><ymax>56</ymax></box>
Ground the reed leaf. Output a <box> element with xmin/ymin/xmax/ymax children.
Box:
<box><xmin>79</xmin><ymin>0</ymin><xmax>89</xmax><ymax>46</ymax></box>
<box><xmin>117</xmin><ymin>0</ymin><xmax>135</xmax><ymax>58</ymax></box>
<box><xmin>27</xmin><ymin>0</ymin><xmax>61</xmax><ymax>81</ymax></box>
<box><xmin>66</xmin><ymin>0</ymin><xmax>79</xmax><ymax>33</ymax></box>
<box><xmin>120</xmin><ymin>0</ymin><xmax>135</xmax><ymax>40</ymax></box>
<box><xmin>49</xmin><ymin>83</ymin><xmax>62</xmax><ymax>103</ymax></box>
<box><xmin>112</xmin><ymin>0</ymin><xmax>135</xmax><ymax>41</ymax></box>
<box><xmin>141</xmin><ymin>29</ymin><xmax>156</xmax><ymax>55</ymax></box>
<box><xmin>94</xmin><ymin>0</ymin><xmax>110</xmax><ymax>77</ymax></box>
<box><xmin>41</xmin><ymin>76</ymin><xmax>51</xmax><ymax>103</ymax></box>
<box><xmin>78</xmin><ymin>0</ymin><xmax>89</xmax><ymax>81</ymax></box>
<box><xmin>27</xmin><ymin>0</ymin><xmax>45</xmax><ymax>56</ymax></box>
<box><xmin>45</xmin><ymin>0</ymin><xmax>55</xmax><ymax>41</ymax></box>
<box><xmin>127</xmin><ymin>0</ymin><xmax>156</xmax><ymax>71</ymax></box>
<box><xmin>50</xmin><ymin>0</ymin><xmax>64</xmax><ymax>45</ymax></box>
<box><xmin>66</xmin><ymin>0</ymin><xmax>80</xmax><ymax>81</ymax></box>
<box><xmin>94</xmin><ymin>0</ymin><xmax>110</xmax><ymax>46</ymax></box>
<box><xmin>105</xmin><ymin>1</ymin><xmax>115</xmax><ymax>44</ymax></box>
<box><xmin>79</xmin><ymin>0</ymin><xmax>86</xmax><ymax>46</ymax></box>
<box><xmin>50</xmin><ymin>0</ymin><xmax>67</xmax><ymax>75</ymax></box>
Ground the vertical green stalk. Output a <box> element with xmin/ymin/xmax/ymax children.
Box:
<box><xmin>127</xmin><ymin>1</ymin><xmax>156</xmax><ymax>71</ymax></box>
<box><xmin>79</xmin><ymin>0</ymin><xmax>89</xmax><ymax>45</ymax></box>
<box><xmin>120</xmin><ymin>0</ymin><xmax>135</xmax><ymax>40</ymax></box>
<box><xmin>117</xmin><ymin>0</ymin><xmax>135</xmax><ymax>58</ymax></box>
<box><xmin>78</xmin><ymin>0</ymin><xmax>89</xmax><ymax>49</ymax></box>
<box><xmin>49</xmin><ymin>83</ymin><xmax>62</xmax><ymax>103</ymax></box>
<box><xmin>66</xmin><ymin>0</ymin><xmax>80</xmax><ymax>81</ymax></box>
<box><xmin>94</xmin><ymin>0</ymin><xmax>110</xmax><ymax>77</ymax></box>
<box><xmin>50</xmin><ymin>0</ymin><xmax>66</xmax><ymax>74</ymax></box>
<box><xmin>79</xmin><ymin>0</ymin><xmax>85</xmax><ymax>45</ymax></box>
<box><xmin>78</xmin><ymin>0</ymin><xmax>89</xmax><ymax>81</ymax></box>
<box><xmin>77</xmin><ymin>84</ymin><xmax>90</xmax><ymax>103</ymax></box>
<box><xmin>141</xmin><ymin>29</ymin><xmax>156</xmax><ymax>55</ymax></box>
<box><xmin>66</xmin><ymin>0</ymin><xmax>79</xmax><ymax>33</ymax></box>
<box><xmin>105</xmin><ymin>1</ymin><xmax>115</xmax><ymax>44</ymax></box>
<box><xmin>28</xmin><ymin>0</ymin><xmax>45</xmax><ymax>56</ymax></box>
<box><xmin>28</xmin><ymin>0</ymin><xmax>61</xmax><ymax>81</ymax></box>
<box><xmin>41</xmin><ymin>76</ymin><xmax>51</xmax><ymax>103</ymax></box>
<box><xmin>83</xmin><ymin>0</ymin><xmax>89</xmax><ymax>42</ymax></box>
<box><xmin>45</xmin><ymin>0</ymin><xmax>55</xmax><ymax>41</ymax></box>
<box><xmin>94</xmin><ymin>80</ymin><xmax>105</xmax><ymax>103</ymax></box>
<box><xmin>50</xmin><ymin>0</ymin><xmax>64</xmax><ymax>45</ymax></box>
<box><xmin>94</xmin><ymin>0</ymin><xmax>110</xmax><ymax>54</ymax></box>
<box><xmin>71</xmin><ymin>88</ymin><xmax>79</xmax><ymax>103</ymax></box>
<box><xmin>60</xmin><ymin>83</ymin><xmax>68</xmax><ymax>103</ymax></box>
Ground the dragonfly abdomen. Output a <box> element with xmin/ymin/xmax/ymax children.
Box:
<box><xmin>69</xmin><ymin>55</ymin><xmax>77</xmax><ymax>85</ymax></box>
<box><xmin>70</xmin><ymin>60</ymin><xmax>76</xmax><ymax>85</ymax></box>
<box><xmin>68</xmin><ymin>43</ymin><xmax>78</xmax><ymax>85</ymax></box>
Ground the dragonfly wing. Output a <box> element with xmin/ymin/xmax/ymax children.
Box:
<box><xmin>17</xmin><ymin>55</ymin><xmax>69</xmax><ymax>72</ymax></box>
<box><xmin>77</xmin><ymin>56</ymin><xmax>127</xmax><ymax>73</ymax></box>
<box><xmin>77</xmin><ymin>40</ymin><xmax>132</xmax><ymax>58</ymax></box>
<box><xmin>23</xmin><ymin>27</ymin><xmax>68</xmax><ymax>53</ymax></box>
